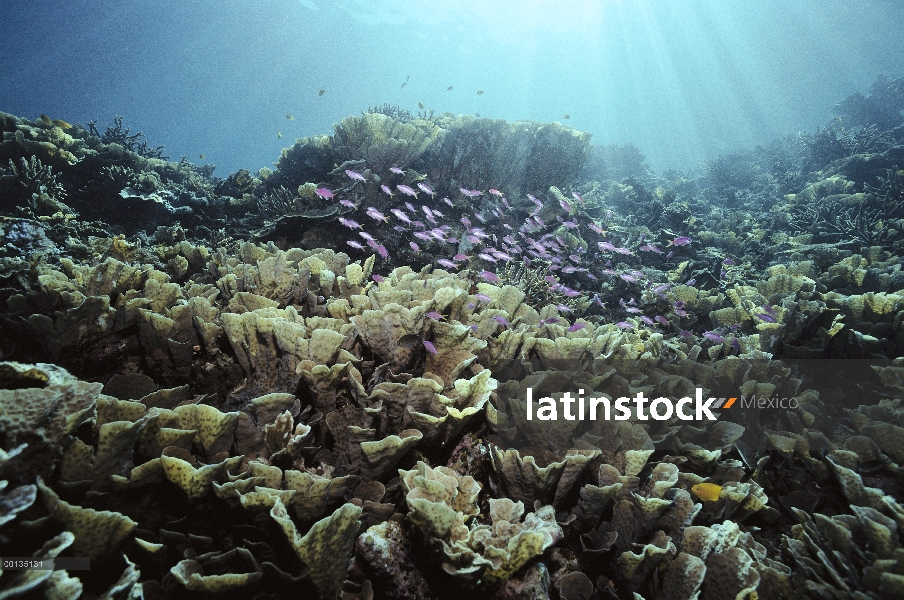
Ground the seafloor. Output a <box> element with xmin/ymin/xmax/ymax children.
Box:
<box><xmin>1</xmin><ymin>78</ymin><xmax>904</xmax><ymax>600</ymax></box>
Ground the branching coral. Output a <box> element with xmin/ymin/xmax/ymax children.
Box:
<box><xmin>88</xmin><ymin>115</ymin><xmax>168</xmax><ymax>159</ymax></box>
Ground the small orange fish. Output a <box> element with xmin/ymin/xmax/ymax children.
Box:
<box><xmin>318</xmin><ymin>89</ymin><xmax>325</xmax><ymax>96</ymax></box>
<box><xmin>476</xmin><ymin>90</ymin><xmax>484</xmax><ymax>95</ymax></box>
<box><xmin>691</xmin><ymin>482</ymin><xmax>722</xmax><ymax>502</ymax></box>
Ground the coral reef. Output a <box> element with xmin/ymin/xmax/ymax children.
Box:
<box><xmin>2</xmin><ymin>78</ymin><xmax>904</xmax><ymax>598</ymax></box>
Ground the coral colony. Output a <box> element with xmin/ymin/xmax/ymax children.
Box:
<box><xmin>2</xmin><ymin>76</ymin><xmax>904</xmax><ymax>599</ymax></box>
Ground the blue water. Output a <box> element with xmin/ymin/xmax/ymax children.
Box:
<box><xmin>2</xmin><ymin>0</ymin><xmax>902</xmax><ymax>176</ymax></box>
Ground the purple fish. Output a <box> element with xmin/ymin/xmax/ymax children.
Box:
<box><xmin>654</xmin><ymin>315</ymin><xmax>669</xmax><ymax>326</ymax></box>
<box><xmin>397</xmin><ymin>184</ymin><xmax>419</xmax><ymax>197</ymax></box>
<box><xmin>423</xmin><ymin>340</ymin><xmax>438</xmax><ymax>355</ymax></box>
<box><xmin>703</xmin><ymin>331</ymin><xmax>726</xmax><ymax>343</ymax></box>
<box><xmin>390</xmin><ymin>167</ymin><xmax>405</xmax><ymax>175</ymax></box>
<box><xmin>453</xmin><ymin>253</ymin><xmax>470</xmax><ymax>261</ymax></box>
<box><xmin>559</xmin><ymin>197</ymin><xmax>572</xmax><ymax>212</ymax></box>
<box><xmin>615</xmin><ymin>321</ymin><xmax>634</xmax><ymax>330</ymax></box>
<box><xmin>722</xmin><ymin>258</ymin><xmax>735</xmax><ymax>266</ymax></box>
<box><xmin>588</xmin><ymin>222</ymin><xmax>607</xmax><ymax>236</ymax></box>
<box><xmin>755</xmin><ymin>313</ymin><xmax>777</xmax><ymax>323</ymax></box>
<box><xmin>475</xmin><ymin>293</ymin><xmax>492</xmax><ymax>303</ymax></box>
<box><xmin>556</xmin><ymin>304</ymin><xmax>572</xmax><ymax>313</ymax></box>
<box><xmin>493</xmin><ymin>315</ymin><xmax>510</xmax><ymax>327</ymax></box>
<box><xmin>489</xmin><ymin>188</ymin><xmax>503</xmax><ymax>197</ymax></box>
<box><xmin>391</xmin><ymin>208</ymin><xmax>411</xmax><ymax>224</ymax></box>
<box><xmin>315</xmin><ymin>187</ymin><xmax>334</xmax><ymax>200</ymax></box>
<box><xmin>359</xmin><ymin>231</ymin><xmax>375</xmax><ymax>242</ymax></box>
<box><xmin>674</xmin><ymin>309</ymin><xmax>689</xmax><ymax>317</ymax></box>
<box><xmin>375</xmin><ymin>244</ymin><xmax>388</xmax><ymax>259</ymax></box>
<box><xmin>339</xmin><ymin>199</ymin><xmax>356</xmax><ymax>208</ymax></box>
<box><xmin>459</xmin><ymin>188</ymin><xmax>483</xmax><ymax>197</ymax></box>
<box><xmin>426</xmin><ymin>311</ymin><xmax>444</xmax><ymax>320</ymax></box>
<box><xmin>346</xmin><ymin>240</ymin><xmax>364</xmax><ymax>250</ymax></box>
<box><xmin>373</xmin><ymin>274</ymin><xmax>384</xmax><ymax>282</ymax></box>
<box><xmin>572</xmin><ymin>192</ymin><xmax>584</xmax><ymax>203</ymax></box>
<box><xmin>686</xmin><ymin>278</ymin><xmax>696</xmax><ymax>286</ymax></box>
<box><xmin>339</xmin><ymin>217</ymin><xmax>362</xmax><ymax>229</ymax></box>
<box><xmin>639</xmin><ymin>315</ymin><xmax>655</xmax><ymax>326</ymax></box>
<box><xmin>568</xmin><ymin>322</ymin><xmax>586</xmax><ymax>332</ymax></box>
<box><xmin>666</xmin><ymin>251</ymin><xmax>674</xmax><ymax>260</ymax></box>
<box><xmin>437</xmin><ymin>259</ymin><xmax>458</xmax><ymax>269</ymax></box>
<box><xmin>667</xmin><ymin>236</ymin><xmax>692</xmax><ymax>247</ymax></box>
<box><xmin>380</xmin><ymin>184</ymin><xmax>394</xmax><ymax>196</ymax></box>
<box><xmin>410</xmin><ymin>242</ymin><xmax>420</xmax><ymax>252</ymax></box>
<box><xmin>460</xmin><ymin>217</ymin><xmax>472</xmax><ymax>228</ymax></box>
<box><xmin>481</xmin><ymin>271</ymin><xmax>501</xmax><ymax>283</ymax></box>
<box><xmin>346</xmin><ymin>169</ymin><xmax>366</xmax><ymax>182</ymax></box>
<box><xmin>619</xmin><ymin>273</ymin><xmax>638</xmax><ymax>283</ymax></box>
<box><xmin>417</xmin><ymin>183</ymin><xmax>436</xmax><ymax>197</ymax></box>
<box><xmin>366</xmin><ymin>207</ymin><xmax>388</xmax><ymax>222</ymax></box>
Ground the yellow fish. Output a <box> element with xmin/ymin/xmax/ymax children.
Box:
<box><xmin>691</xmin><ymin>482</ymin><xmax>722</xmax><ymax>502</ymax></box>
<box><xmin>38</xmin><ymin>114</ymin><xmax>53</xmax><ymax>126</ymax></box>
<box><xmin>52</xmin><ymin>119</ymin><xmax>72</xmax><ymax>129</ymax></box>
<box><xmin>277</xmin><ymin>130</ymin><xmax>282</xmax><ymax>139</ymax></box>
<box><xmin>286</xmin><ymin>114</ymin><xmax>294</xmax><ymax>120</ymax></box>
<box><xmin>199</xmin><ymin>154</ymin><xmax>205</xmax><ymax>160</ymax></box>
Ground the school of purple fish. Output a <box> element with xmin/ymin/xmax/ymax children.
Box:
<box><xmin>315</xmin><ymin>167</ymin><xmax>750</xmax><ymax>351</ymax></box>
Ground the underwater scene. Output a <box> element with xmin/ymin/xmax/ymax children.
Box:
<box><xmin>2</xmin><ymin>1</ymin><xmax>904</xmax><ymax>599</ymax></box>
